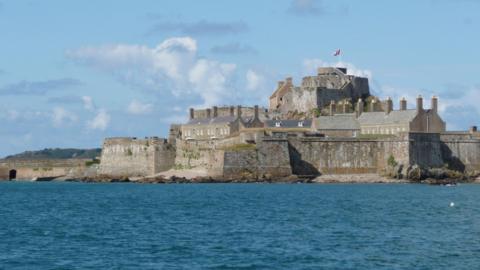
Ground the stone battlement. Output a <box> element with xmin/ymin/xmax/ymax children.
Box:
<box><xmin>103</xmin><ymin>137</ymin><xmax>168</xmax><ymax>146</ymax></box>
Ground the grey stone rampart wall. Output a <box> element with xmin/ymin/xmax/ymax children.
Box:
<box><xmin>221</xmin><ymin>138</ymin><xmax>291</xmax><ymax>179</ymax></box>
<box><xmin>407</xmin><ymin>133</ymin><xmax>443</xmax><ymax>168</ymax></box>
<box><xmin>288</xmin><ymin>137</ymin><xmax>383</xmax><ymax>175</ymax></box>
<box><xmin>0</xmin><ymin>158</ymin><xmax>90</xmax><ymax>180</ymax></box>
<box><xmin>440</xmin><ymin>133</ymin><xmax>480</xmax><ymax>172</ymax></box>
<box><xmin>99</xmin><ymin>137</ymin><xmax>175</xmax><ymax>177</ymax></box>
<box><xmin>174</xmin><ymin>140</ymin><xmax>219</xmax><ymax>170</ymax></box>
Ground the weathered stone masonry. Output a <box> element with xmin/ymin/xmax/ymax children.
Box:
<box><xmin>98</xmin><ymin>137</ymin><xmax>175</xmax><ymax>177</ymax></box>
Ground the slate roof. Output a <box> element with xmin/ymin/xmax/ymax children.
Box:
<box><xmin>357</xmin><ymin>110</ymin><xmax>417</xmax><ymax>125</ymax></box>
<box><xmin>314</xmin><ymin>114</ymin><xmax>360</xmax><ymax>130</ymax></box>
<box><xmin>264</xmin><ymin>119</ymin><xmax>312</xmax><ymax>128</ymax></box>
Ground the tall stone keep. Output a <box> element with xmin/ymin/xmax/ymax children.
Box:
<box><xmin>269</xmin><ymin>67</ymin><xmax>371</xmax><ymax>115</ymax></box>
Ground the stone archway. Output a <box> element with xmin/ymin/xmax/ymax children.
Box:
<box><xmin>9</xmin><ymin>169</ymin><xmax>16</xmax><ymax>180</ymax></box>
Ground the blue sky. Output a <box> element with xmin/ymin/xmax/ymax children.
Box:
<box><xmin>0</xmin><ymin>0</ymin><xmax>479</xmax><ymax>156</ymax></box>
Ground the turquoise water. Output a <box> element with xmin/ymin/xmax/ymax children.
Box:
<box><xmin>0</xmin><ymin>182</ymin><xmax>479</xmax><ymax>269</ymax></box>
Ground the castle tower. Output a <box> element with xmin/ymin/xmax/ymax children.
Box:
<box><xmin>431</xmin><ymin>96</ymin><xmax>438</xmax><ymax>113</ymax></box>
<box><xmin>385</xmin><ymin>97</ymin><xmax>393</xmax><ymax>114</ymax></box>
<box><xmin>416</xmin><ymin>95</ymin><xmax>423</xmax><ymax>113</ymax></box>
<box><xmin>400</xmin><ymin>97</ymin><xmax>407</xmax><ymax>111</ymax></box>
<box><xmin>329</xmin><ymin>100</ymin><xmax>336</xmax><ymax>116</ymax></box>
<box><xmin>342</xmin><ymin>101</ymin><xmax>350</xmax><ymax>114</ymax></box>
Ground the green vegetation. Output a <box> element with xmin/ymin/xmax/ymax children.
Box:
<box><xmin>311</xmin><ymin>108</ymin><xmax>321</xmax><ymax>117</ymax></box>
<box><xmin>221</xmin><ymin>143</ymin><xmax>256</xmax><ymax>151</ymax></box>
<box><xmin>126</xmin><ymin>149</ymin><xmax>133</xmax><ymax>156</ymax></box>
<box><xmin>4</xmin><ymin>148</ymin><xmax>101</xmax><ymax>160</ymax></box>
<box><xmin>387</xmin><ymin>155</ymin><xmax>398</xmax><ymax>168</ymax></box>
<box><xmin>173</xmin><ymin>163</ymin><xmax>192</xmax><ymax>170</ymax></box>
<box><xmin>85</xmin><ymin>159</ymin><xmax>100</xmax><ymax>167</ymax></box>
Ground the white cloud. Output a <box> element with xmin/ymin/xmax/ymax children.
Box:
<box><xmin>188</xmin><ymin>59</ymin><xmax>236</xmax><ymax>106</ymax></box>
<box><xmin>82</xmin><ymin>96</ymin><xmax>95</xmax><ymax>111</ymax></box>
<box><xmin>68</xmin><ymin>37</ymin><xmax>237</xmax><ymax>107</ymax></box>
<box><xmin>87</xmin><ymin>109</ymin><xmax>110</xmax><ymax>131</ymax></box>
<box><xmin>127</xmin><ymin>99</ymin><xmax>153</xmax><ymax>115</ymax></box>
<box><xmin>246</xmin><ymin>69</ymin><xmax>264</xmax><ymax>91</ymax></box>
<box><xmin>52</xmin><ymin>107</ymin><xmax>77</xmax><ymax>127</ymax></box>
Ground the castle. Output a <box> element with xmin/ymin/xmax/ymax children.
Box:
<box><xmin>2</xmin><ymin>67</ymin><xmax>478</xmax><ymax>181</ymax></box>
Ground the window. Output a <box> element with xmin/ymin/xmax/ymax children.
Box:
<box><xmin>298</xmin><ymin>121</ymin><xmax>304</xmax><ymax>127</ymax></box>
<box><xmin>275</xmin><ymin>121</ymin><xmax>281</xmax><ymax>127</ymax></box>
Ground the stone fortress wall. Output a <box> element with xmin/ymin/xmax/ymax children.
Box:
<box><xmin>98</xmin><ymin>137</ymin><xmax>175</xmax><ymax>178</ymax></box>
<box><xmin>0</xmin><ymin>158</ymin><xmax>90</xmax><ymax>180</ymax></box>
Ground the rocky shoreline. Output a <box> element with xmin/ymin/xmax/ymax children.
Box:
<box><xmin>57</xmin><ymin>172</ymin><xmax>480</xmax><ymax>185</ymax></box>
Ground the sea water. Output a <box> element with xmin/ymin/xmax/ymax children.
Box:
<box><xmin>0</xmin><ymin>182</ymin><xmax>479</xmax><ymax>269</ymax></box>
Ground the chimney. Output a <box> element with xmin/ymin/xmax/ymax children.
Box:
<box><xmin>400</xmin><ymin>97</ymin><xmax>407</xmax><ymax>111</ymax></box>
<box><xmin>356</xmin><ymin>99</ymin><xmax>363</xmax><ymax>117</ymax></box>
<box><xmin>342</xmin><ymin>101</ymin><xmax>349</xmax><ymax>114</ymax></box>
<box><xmin>431</xmin><ymin>96</ymin><xmax>438</xmax><ymax>113</ymax></box>
<box><xmin>416</xmin><ymin>95</ymin><xmax>423</xmax><ymax>113</ymax></box>
<box><xmin>254</xmin><ymin>105</ymin><xmax>259</xmax><ymax>119</ymax></box>
<box><xmin>277</xmin><ymin>81</ymin><xmax>285</xmax><ymax>89</ymax></box>
<box><xmin>213</xmin><ymin>106</ymin><xmax>218</xmax><ymax>118</ymax></box>
<box><xmin>470</xmin><ymin>126</ymin><xmax>478</xmax><ymax>133</ymax></box>
<box><xmin>230</xmin><ymin>106</ymin><xmax>235</xmax><ymax>116</ymax></box>
<box><xmin>206</xmin><ymin>108</ymin><xmax>211</xmax><ymax>118</ymax></box>
<box><xmin>370</xmin><ymin>99</ymin><xmax>376</xmax><ymax>112</ymax></box>
<box><xmin>329</xmin><ymin>100</ymin><xmax>336</xmax><ymax>116</ymax></box>
<box><xmin>236</xmin><ymin>105</ymin><xmax>242</xmax><ymax>118</ymax></box>
<box><xmin>385</xmin><ymin>97</ymin><xmax>393</xmax><ymax>114</ymax></box>
<box><xmin>285</xmin><ymin>77</ymin><xmax>293</xmax><ymax>85</ymax></box>
<box><xmin>189</xmin><ymin>108</ymin><xmax>194</xmax><ymax>120</ymax></box>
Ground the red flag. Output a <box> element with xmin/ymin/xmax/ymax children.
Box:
<box><xmin>333</xmin><ymin>49</ymin><xmax>341</xmax><ymax>56</ymax></box>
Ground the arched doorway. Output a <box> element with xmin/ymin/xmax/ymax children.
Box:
<box><xmin>9</xmin><ymin>169</ymin><xmax>16</xmax><ymax>180</ymax></box>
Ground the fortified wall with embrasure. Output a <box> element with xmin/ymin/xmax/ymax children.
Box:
<box><xmin>92</xmin><ymin>67</ymin><xmax>479</xmax><ymax>180</ymax></box>
<box><xmin>3</xmin><ymin>67</ymin><xmax>479</xmax><ymax>181</ymax></box>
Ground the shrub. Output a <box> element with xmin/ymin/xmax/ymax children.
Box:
<box><xmin>85</xmin><ymin>159</ymin><xmax>100</xmax><ymax>167</ymax></box>
<box><xmin>387</xmin><ymin>155</ymin><xmax>398</xmax><ymax>168</ymax></box>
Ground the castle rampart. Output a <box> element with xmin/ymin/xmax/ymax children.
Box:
<box><xmin>98</xmin><ymin>137</ymin><xmax>175</xmax><ymax>177</ymax></box>
<box><xmin>0</xmin><ymin>158</ymin><xmax>90</xmax><ymax>180</ymax></box>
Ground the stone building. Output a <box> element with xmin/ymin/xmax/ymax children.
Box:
<box><xmin>269</xmin><ymin>67</ymin><xmax>370</xmax><ymax>114</ymax></box>
<box><xmin>312</xmin><ymin>113</ymin><xmax>360</xmax><ymax>137</ymax></box>
<box><xmin>181</xmin><ymin>105</ymin><xmax>264</xmax><ymax>140</ymax></box>
<box><xmin>264</xmin><ymin>119</ymin><xmax>312</xmax><ymax>129</ymax></box>
<box><xmin>358</xmin><ymin>96</ymin><xmax>446</xmax><ymax>135</ymax></box>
